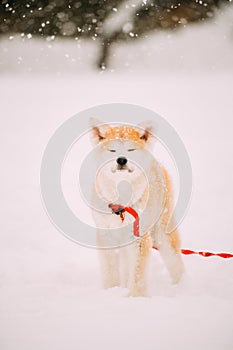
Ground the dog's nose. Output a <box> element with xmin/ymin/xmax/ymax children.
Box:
<box><xmin>117</xmin><ymin>157</ymin><xmax>127</xmax><ymax>166</ymax></box>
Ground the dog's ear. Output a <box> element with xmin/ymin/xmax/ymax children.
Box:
<box><xmin>137</xmin><ymin>120</ymin><xmax>156</xmax><ymax>146</ymax></box>
<box><xmin>89</xmin><ymin>118</ymin><xmax>108</xmax><ymax>145</ymax></box>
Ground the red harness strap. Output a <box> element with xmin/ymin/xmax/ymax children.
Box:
<box><xmin>108</xmin><ymin>203</ymin><xmax>139</xmax><ymax>237</ymax></box>
<box><xmin>109</xmin><ymin>203</ymin><xmax>233</xmax><ymax>259</ymax></box>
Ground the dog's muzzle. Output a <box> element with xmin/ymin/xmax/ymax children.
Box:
<box><xmin>111</xmin><ymin>165</ymin><xmax>134</xmax><ymax>173</ymax></box>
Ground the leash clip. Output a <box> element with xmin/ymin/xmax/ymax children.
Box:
<box><xmin>108</xmin><ymin>203</ymin><xmax>125</xmax><ymax>222</ymax></box>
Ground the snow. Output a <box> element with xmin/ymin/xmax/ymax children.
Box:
<box><xmin>1</xmin><ymin>5</ymin><xmax>233</xmax><ymax>350</ymax></box>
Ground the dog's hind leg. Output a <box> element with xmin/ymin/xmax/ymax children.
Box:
<box><xmin>157</xmin><ymin>167</ymin><xmax>185</xmax><ymax>283</ymax></box>
<box><xmin>158</xmin><ymin>228</ymin><xmax>184</xmax><ymax>284</ymax></box>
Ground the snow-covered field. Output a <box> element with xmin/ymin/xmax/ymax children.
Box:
<box><xmin>1</xmin><ymin>5</ymin><xmax>233</xmax><ymax>350</ymax></box>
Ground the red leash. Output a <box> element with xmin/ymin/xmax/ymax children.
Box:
<box><xmin>152</xmin><ymin>246</ymin><xmax>233</xmax><ymax>259</ymax></box>
<box><xmin>109</xmin><ymin>203</ymin><xmax>233</xmax><ymax>259</ymax></box>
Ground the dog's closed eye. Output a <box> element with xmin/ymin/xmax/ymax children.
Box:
<box><xmin>108</xmin><ymin>149</ymin><xmax>116</xmax><ymax>152</ymax></box>
<box><xmin>128</xmin><ymin>149</ymin><xmax>136</xmax><ymax>152</ymax></box>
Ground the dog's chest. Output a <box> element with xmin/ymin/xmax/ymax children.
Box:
<box><xmin>95</xmin><ymin>171</ymin><xmax>148</xmax><ymax>208</ymax></box>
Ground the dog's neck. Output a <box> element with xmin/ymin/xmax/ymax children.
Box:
<box><xmin>95</xmin><ymin>167</ymin><xmax>150</xmax><ymax>208</ymax></box>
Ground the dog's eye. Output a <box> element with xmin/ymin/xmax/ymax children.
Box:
<box><xmin>108</xmin><ymin>149</ymin><xmax>116</xmax><ymax>152</ymax></box>
<box><xmin>128</xmin><ymin>149</ymin><xmax>136</xmax><ymax>152</ymax></box>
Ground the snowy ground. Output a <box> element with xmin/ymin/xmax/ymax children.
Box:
<box><xmin>1</xmin><ymin>5</ymin><xmax>233</xmax><ymax>350</ymax></box>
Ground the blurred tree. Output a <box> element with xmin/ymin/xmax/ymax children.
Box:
<box><xmin>0</xmin><ymin>0</ymin><xmax>231</xmax><ymax>68</ymax></box>
<box><xmin>0</xmin><ymin>0</ymin><xmax>124</xmax><ymax>37</ymax></box>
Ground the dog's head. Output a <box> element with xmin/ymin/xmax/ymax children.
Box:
<box><xmin>90</xmin><ymin>118</ymin><xmax>156</xmax><ymax>182</ymax></box>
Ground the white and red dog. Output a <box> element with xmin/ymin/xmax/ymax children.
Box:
<box><xmin>90</xmin><ymin>119</ymin><xmax>184</xmax><ymax>296</ymax></box>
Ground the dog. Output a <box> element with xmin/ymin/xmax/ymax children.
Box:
<box><xmin>90</xmin><ymin>118</ymin><xmax>184</xmax><ymax>296</ymax></box>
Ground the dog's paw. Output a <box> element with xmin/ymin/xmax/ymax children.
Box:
<box><xmin>103</xmin><ymin>281</ymin><xmax>120</xmax><ymax>289</ymax></box>
<box><xmin>128</xmin><ymin>282</ymin><xmax>147</xmax><ymax>297</ymax></box>
<box><xmin>120</xmin><ymin>279</ymin><xmax>130</xmax><ymax>289</ymax></box>
<box><xmin>128</xmin><ymin>287</ymin><xmax>147</xmax><ymax>297</ymax></box>
<box><xmin>103</xmin><ymin>277</ymin><xmax>120</xmax><ymax>289</ymax></box>
<box><xmin>170</xmin><ymin>263</ymin><xmax>185</xmax><ymax>284</ymax></box>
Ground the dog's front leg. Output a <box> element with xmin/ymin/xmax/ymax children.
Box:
<box><xmin>97</xmin><ymin>233</ymin><xmax>120</xmax><ymax>289</ymax></box>
<box><xmin>128</xmin><ymin>233</ymin><xmax>152</xmax><ymax>297</ymax></box>
<box><xmin>99</xmin><ymin>249</ymin><xmax>120</xmax><ymax>289</ymax></box>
